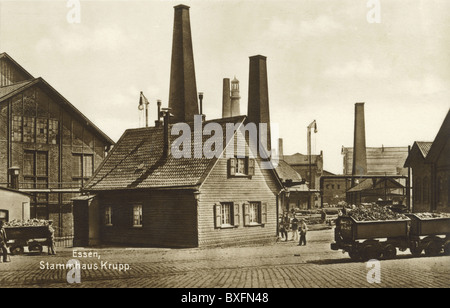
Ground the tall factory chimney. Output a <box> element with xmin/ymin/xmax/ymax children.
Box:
<box><xmin>168</xmin><ymin>5</ymin><xmax>199</xmax><ymax>123</ymax></box>
<box><xmin>222</xmin><ymin>78</ymin><xmax>231</xmax><ymax>118</ymax></box>
<box><xmin>352</xmin><ymin>102</ymin><xmax>368</xmax><ymax>182</ymax></box>
<box><xmin>278</xmin><ymin>138</ymin><xmax>284</xmax><ymax>161</ymax></box>
<box><xmin>248</xmin><ymin>55</ymin><xmax>271</xmax><ymax>151</ymax></box>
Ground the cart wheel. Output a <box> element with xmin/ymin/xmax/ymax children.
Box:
<box><xmin>361</xmin><ymin>245</ymin><xmax>381</xmax><ymax>261</ymax></box>
<box><xmin>28</xmin><ymin>243</ymin><xmax>43</xmax><ymax>254</ymax></box>
<box><xmin>410</xmin><ymin>246</ymin><xmax>422</xmax><ymax>257</ymax></box>
<box><xmin>443</xmin><ymin>241</ymin><xmax>450</xmax><ymax>256</ymax></box>
<box><xmin>9</xmin><ymin>246</ymin><xmax>24</xmax><ymax>256</ymax></box>
<box><xmin>382</xmin><ymin>244</ymin><xmax>397</xmax><ymax>260</ymax></box>
<box><xmin>348</xmin><ymin>249</ymin><xmax>361</xmax><ymax>261</ymax></box>
<box><xmin>425</xmin><ymin>241</ymin><xmax>441</xmax><ymax>257</ymax></box>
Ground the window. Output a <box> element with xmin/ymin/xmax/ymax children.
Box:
<box><xmin>326</xmin><ymin>184</ymin><xmax>330</xmax><ymax>189</ymax></box>
<box><xmin>72</xmin><ymin>154</ymin><xmax>94</xmax><ymax>186</ymax></box>
<box><xmin>132</xmin><ymin>205</ymin><xmax>143</xmax><ymax>227</ymax></box>
<box><xmin>48</xmin><ymin>119</ymin><xmax>59</xmax><ymax>144</ymax></box>
<box><xmin>337</xmin><ymin>184</ymin><xmax>341</xmax><ymax>189</ymax></box>
<box><xmin>36</xmin><ymin>118</ymin><xmax>48</xmax><ymax>143</ymax></box>
<box><xmin>23</xmin><ymin>151</ymin><xmax>49</xmax><ymax>220</ymax></box>
<box><xmin>214</xmin><ymin>202</ymin><xmax>239</xmax><ymax>228</ymax></box>
<box><xmin>105</xmin><ymin>206</ymin><xmax>113</xmax><ymax>226</ymax></box>
<box><xmin>12</xmin><ymin>116</ymin><xmax>22</xmax><ymax>141</ymax></box>
<box><xmin>249</xmin><ymin>202</ymin><xmax>261</xmax><ymax>224</ymax></box>
<box><xmin>243</xmin><ymin>202</ymin><xmax>267</xmax><ymax>226</ymax></box>
<box><xmin>23</xmin><ymin>116</ymin><xmax>35</xmax><ymax>143</ymax></box>
<box><xmin>228</xmin><ymin>157</ymin><xmax>255</xmax><ymax>176</ymax></box>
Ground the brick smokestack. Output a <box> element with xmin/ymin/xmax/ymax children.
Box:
<box><xmin>230</xmin><ymin>76</ymin><xmax>241</xmax><ymax>116</ymax></box>
<box><xmin>168</xmin><ymin>5</ymin><xmax>199</xmax><ymax>123</ymax></box>
<box><xmin>278</xmin><ymin>138</ymin><xmax>284</xmax><ymax>160</ymax></box>
<box><xmin>222</xmin><ymin>78</ymin><xmax>231</xmax><ymax>118</ymax></box>
<box><xmin>352</xmin><ymin>102</ymin><xmax>367</xmax><ymax>180</ymax></box>
<box><xmin>248</xmin><ymin>55</ymin><xmax>271</xmax><ymax>151</ymax></box>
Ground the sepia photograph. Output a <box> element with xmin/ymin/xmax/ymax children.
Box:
<box><xmin>0</xmin><ymin>0</ymin><xmax>448</xmax><ymax>295</ymax></box>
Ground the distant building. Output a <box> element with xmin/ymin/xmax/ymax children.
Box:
<box><xmin>321</xmin><ymin>170</ymin><xmax>350</xmax><ymax>206</ymax></box>
<box><xmin>405</xmin><ymin>110</ymin><xmax>450</xmax><ymax>213</ymax></box>
<box><xmin>284</xmin><ymin>152</ymin><xmax>323</xmax><ymax>208</ymax></box>
<box><xmin>342</xmin><ymin>146</ymin><xmax>409</xmax><ymax>176</ymax></box>
<box><xmin>0</xmin><ymin>52</ymin><xmax>114</xmax><ymax>237</ymax></box>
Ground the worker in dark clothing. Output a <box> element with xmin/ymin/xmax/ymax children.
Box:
<box><xmin>47</xmin><ymin>221</ymin><xmax>56</xmax><ymax>255</ymax></box>
<box><xmin>0</xmin><ymin>221</ymin><xmax>9</xmax><ymax>262</ymax></box>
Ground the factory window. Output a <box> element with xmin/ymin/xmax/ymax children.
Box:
<box><xmin>48</xmin><ymin>119</ymin><xmax>59</xmax><ymax>144</ymax></box>
<box><xmin>243</xmin><ymin>202</ymin><xmax>267</xmax><ymax>226</ymax></box>
<box><xmin>36</xmin><ymin>118</ymin><xmax>48</xmax><ymax>144</ymax></box>
<box><xmin>72</xmin><ymin>154</ymin><xmax>94</xmax><ymax>187</ymax></box>
<box><xmin>214</xmin><ymin>202</ymin><xmax>239</xmax><ymax>228</ymax></box>
<box><xmin>228</xmin><ymin>157</ymin><xmax>255</xmax><ymax>176</ymax></box>
<box><xmin>337</xmin><ymin>185</ymin><xmax>341</xmax><ymax>189</ymax></box>
<box><xmin>23</xmin><ymin>151</ymin><xmax>49</xmax><ymax>220</ymax></box>
<box><xmin>105</xmin><ymin>206</ymin><xmax>113</xmax><ymax>226</ymax></box>
<box><xmin>23</xmin><ymin>116</ymin><xmax>35</xmax><ymax>143</ymax></box>
<box><xmin>132</xmin><ymin>205</ymin><xmax>143</xmax><ymax>227</ymax></box>
<box><xmin>11</xmin><ymin>116</ymin><xmax>22</xmax><ymax>141</ymax></box>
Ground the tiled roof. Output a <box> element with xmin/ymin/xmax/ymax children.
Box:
<box><xmin>275</xmin><ymin>160</ymin><xmax>302</xmax><ymax>183</ymax></box>
<box><xmin>0</xmin><ymin>79</ymin><xmax>34</xmax><ymax>99</ymax></box>
<box><xmin>415</xmin><ymin>142</ymin><xmax>433</xmax><ymax>158</ymax></box>
<box><xmin>84</xmin><ymin>116</ymin><xmax>248</xmax><ymax>191</ymax></box>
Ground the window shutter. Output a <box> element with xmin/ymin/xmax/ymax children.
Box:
<box><xmin>261</xmin><ymin>202</ymin><xmax>268</xmax><ymax>224</ymax></box>
<box><xmin>233</xmin><ymin>202</ymin><xmax>240</xmax><ymax>226</ymax></box>
<box><xmin>229</xmin><ymin>158</ymin><xmax>236</xmax><ymax>176</ymax></box>
<box><xmin>214</xmin><ymin>204</ymin><xmax>222</xmax><ymax>228</ymax></box>
<box><xmin>243</xmin><ymin>203</ymin><xmax>250</xmax><ymax>226</ymax></box>
<box><xmin>248</xmin><ymin>158</ymin><xmax>255</xmax><ymax>176</ymax></box>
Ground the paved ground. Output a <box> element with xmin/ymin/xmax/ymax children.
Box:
<box><xmin>0</xmin><ymin>229</ymin><xmax>448</xmax><ymax>289</ymax></box>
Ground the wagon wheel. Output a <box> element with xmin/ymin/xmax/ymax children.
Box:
<box><xmin>382</xmin><ymin>244</ymin><xmax>397</xmax><ymax>260</ymax></box>
<box><xmin>28</xmin><ymin>243</ymin><xmax>43</xmax><ymax>254</ymax></box>
<box><xmin>424</xmin><ymin>241</ymin><xmax>442</xmax><ymax>257</ymax></box>
<box><xmin>443</xmin><ymin>240</ymin><xmax>450</xmax><ymax>256</ymax></box>
<box><xmin>348</xmin><ymin>249</ymin><xmax>361</xmax><ymax>261</ymax></box>
<box><xmin>361</xmin><ymin>245</ymin><xmax>382</xmax><ymax>261</ymax></box>
<box><xmin>410</xmin><ymin>246</ymin><xmax>422</xmax><ymax>257</ymax></box>
<box><xmin>9</xmin><ymin>246</ymin><xmax>24</xmax><ymax>256</ymax></box>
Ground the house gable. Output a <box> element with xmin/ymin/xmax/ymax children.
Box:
<box><xmin>0</xmin><ymin>53</ymin><xmax>34</xmax><ymax>87</ymax></box>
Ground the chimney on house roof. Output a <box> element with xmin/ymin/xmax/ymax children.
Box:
<box><xmin>222</xmin><ymin>78</ymin><xmax>231</xmax><ymax>118</ymax></box>
<box><xmin>168</xmin><ymin>4</ymin><xmax>199</xmax><ymax>123</ymax></box>
<box><xmin>248</xmin><ymin>55</ymin><xmax>271</xmax><ymax>151</ymax></box>
<box><xmin>352</xmin><ymin>102</ymin><xmax>368</xmax><ymax>181</ymax></box>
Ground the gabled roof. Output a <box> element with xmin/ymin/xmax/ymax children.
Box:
<box><xmin>0</xmin><ymin>79</ymin><xmax>34</xmax><ymax>99</ymax></box>
<box><xmin>425</xmin><ymin>109</ymin><xmax>450</xmax><ymax>163</ymax></box>
<box><xmin>0</xmin><ymin>52</ymin><xmax>34</xmax><ymax>80</ymax></box>
<box><xmin>275</xmin><ymin>160</ymin><xmax>302</xmax><ymax>183</ymax></box>
<box><xmin>0</xmin><ymin>77</ymin><xmax>114</xmax><ymax>146</ymax></box>
<box><xmin>404</xmin><ymin>141</ymin><xmax>433</xmax><ymax>167</ymax></box>
<box><xmin>347</xmin><ymin>178</ymin><xmax>404</xmax><ymax>193</ymax></box>
<box><xmin>84</xmin><ymin>116</ymin><xmax>283</xmax><ymax>192</ymax></box>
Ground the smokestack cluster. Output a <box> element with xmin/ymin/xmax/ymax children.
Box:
<box><xmin>168</xmin><ymin>5</ymin><xmax>199</xmax><ymax>123</ymax></box>
<box><xmin>352</xmin><ymin>102</ymin><xmax>368</xmax><ymax>179</ymax></box>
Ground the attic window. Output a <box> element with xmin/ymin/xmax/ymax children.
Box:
<box><xmin>228</xmin><ymin>157</ymin><xmax>255</xmax><ymax>177</ymax></box>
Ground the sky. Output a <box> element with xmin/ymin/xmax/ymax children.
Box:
<box><xmin>0</xmin><ymin>0</ymin><xmax>448</xmax><ymax>174</ymax></box>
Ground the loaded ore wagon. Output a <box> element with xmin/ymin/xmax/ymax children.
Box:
<box><xmin>330</xmin><ymin>204</ymin><xmax>450</xmax><ymax>261</ymax></box>
<box><xmin>4</xmin><ymin>220</ymin><xmax>51</xmax><ymax>255</ymax></box>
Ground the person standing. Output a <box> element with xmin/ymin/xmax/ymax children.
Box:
<box><xmin>290</xmin><ymin>215</ymin><xmax>299</xmax><ymax>242</ymax></box>
<box><xmin>298</xmin><ymin>219</ymin><xmax>308</xmax><ymax>246</ymax></box>
<box><xmin>0</xmin><ymin>221</ymin><xmax>9</xmax><ymax>262</ymax></box>
<box><xmin>47</xmin><ymin>221</ymin><xmax>56</xmax><ymax>255</ymax></box>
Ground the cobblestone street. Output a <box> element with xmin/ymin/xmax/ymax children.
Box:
<box><xmin>0</xmin><ymin>229</ymin><xmax>448</xmax><ymax>288</ymax></box>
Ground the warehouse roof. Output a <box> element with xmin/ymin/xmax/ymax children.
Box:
<box><xmin>275</xmin><ymin>160</ymin><xmax>302</xmax><ymax>183</ymax></box>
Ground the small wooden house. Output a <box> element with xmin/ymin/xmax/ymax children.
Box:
<box><xmin>82</xmin><ymin>116</ymin><xmax>283</xmax><ymax>248</ymax></box>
